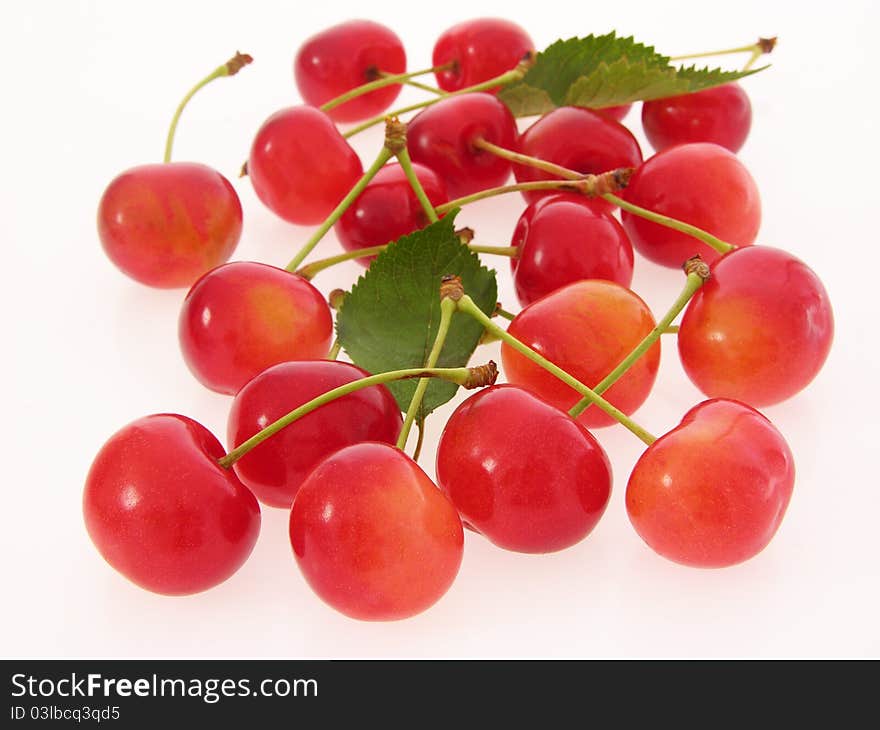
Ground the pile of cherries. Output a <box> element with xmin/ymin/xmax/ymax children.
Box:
<box><xmin>87</xmin><ymin>18</ymin><xmax>833</xmax><ymax>621</ymax></box>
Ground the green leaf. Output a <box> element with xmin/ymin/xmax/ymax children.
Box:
<box><xmin>336</xmin><ymin>212</ymin><xmax>497</xmax><ymax>419</ymax></box>
<box><xmin>499</xmin><ymin>32</ymin><xmax>765</xmax><ymax>116</ymax></box>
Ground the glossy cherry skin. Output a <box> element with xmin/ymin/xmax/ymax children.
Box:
<box><xmin>641</xmin><ymin>83</ymin><xmax>752</xmax><ymax>153</ymax></box>
<box><xmin>407</xmin><ymin>92</ymin><xmax>519</xmax><ymax>198</ymax></box>
<box><xmin>626</xmin><ymin>399</ymin><xmax>795</xmax><ymax>568</ymax></box>
<box><xmin>514</xmin><ymin>107</ymin><xmax>643</xmax><ymax>209</ymax></box>
<box><xmin>248</xmin><ymin>106</ymin><xmax>363</xmax><ymax>225</ymax></box>
<box><xmin>335</xmin><ymin>162</ymin><xmax>448</xmax><ymax>264</ymax></box>
<box><xmin>678</xmin><ymin>246</ymin><xmax>834</xmax><ymax>407</ymax></box>
<box><xmin>97</xmin><ymin>162</ymin><xmax>241</xmax><ymax>288</ymax></box>
<box><xmin>290</xmin><ymin>442</ymin><xmax>464</xmax><ymax>621</ymax></box>
<box><xmin>436</xmin><ymin>386</ymin><xmax>612</xmax><ymax>553</ymax></box>
<box><xmin>622</xmin><ymin>142</ymin><xmax>761</xmax><ymax>267</ymax></box>
<box><xmin>179</xmin><ymin>262</ymin><xmax>333</xmax><ymax>395</ymax></box>
<box><xmin>228</xmin><ymin>360</ymin><xmax>403</xmax><ymax>508</ymax></box>
<box><xmin>83</xmin><ymin>414</ymin><xmax>261</xmax><ymax>595</ymax></box>
<box><xmin>294</xmin><ymin>20</ymin><xmax>406</xmax><ymax>122</ymax></box>
<box><xmin>501</xmin><ymin>280</ymin><xmax>660</xmax><ymax>428</ymax></box>
<box><xmin>597</xmin><ymin>104</ymin><xmax>632</xmax><ymax>122</ymax></box>
<box><xmin>510</xmin><ymin>194</ymin><xmax>634</xmax><ymax>305</ymax></box>
<box><xmin>432</xmin><ymin>18</ymin><xmax>534</xmax><ymax>92</ymax></box>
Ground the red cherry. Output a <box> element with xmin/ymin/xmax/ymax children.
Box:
<box><xmin>97</xmin><ymin>162</ymin><xmax>241</xmax><ymax>288</ymax></box>
<box><xmin>501</xmin><ymin>280</ymin><xmax>660</xmax><ymax>428</ymax></box>
<box><xmin>294</xmin><ymin>20</ymin><xmax>406</xmax><ymax>123</ymax></box>
<box><xmin>641</xmin><ymin>83</ymin><xmax>752</xmax><ymax>153</ymax></box>
<box><xmin>83</xmin><ymin>414</ymin><xmax>260</xmax><ymax>595</ymax></box>
<box><xmin>432</xmin><ymin>18</ymin><xmax>534</xmax><ymax>92</ymax></box>
<box><xmin>622</xmin><ymin>142</ymin><xmax>761</xmax><ymax>267</ymax></box>
<box><xmin>179</xmin><ymin>262</ymin><xmax>333</xmax><ymax>395</ymax></box>
<box><xmin>228</xmin><ymin>360</ymin><xmax>403</xmax><ymax>508</ymax></box>
<box><xmin>407</xmin><ymin>92</ymin><xmax>519</xmax><ymax>198</ymax></box>
<box><xmin>436</xmin><ymin>385</ymin><xmax>611</xmax><ymax>553</ymax></box>
<box><xmin>248</xmin><ymin>106</ymin><xmax>363</xmax><ymax>225</ymax></box>
<box><xmin>290</xmin><ymin>442</ymin><xmax>463</xmax><ymax>621</ymax></box>
<box><xmin>514</xmin><ymin>107</ymin><xmax>643</xmax><ymax>209</ymax></box>
<box><xmin>626</xmin><ymin>399</ymin><xmax>795</xmax><ymax>568</ymax></box>
<box><xmin>678</xmin><ymin>246</ymin><xmax>833</xmax><ymax>406</ymax></box>
<box><xmin>335</xmin><ymin>162</ymin><xmax>448</xmax><ymax>265</ymax></box>
<box><xmin>510</xmin><ymin>194</ymin><xmax>634</xmax><ymax>305</ymax></box>
<box><xmin>597</xmin><ymin>104</ymin><xmax>632</xmax><ymax>122</ymax></box>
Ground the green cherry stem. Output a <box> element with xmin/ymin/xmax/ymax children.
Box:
<box><xmin>469</xmin><ymin>245</ymin><xmax>518</xmax><ymax>256</ymax></box>
<box><xmin>397</xmin><ymin>296</ymin><xmax>457</xmax><ymax>451</ymax></box>
<box><xmin>669</xmin><ymin>36</ymin><xmax>777</xmax><ymax>63</ymax></box>
<box><xmin>742</xmin><ymin>51</ymin><xmax>763</xmax><ymax>72</ymax></box>
<box><xmin>285</xmin><ymin>146</ymin><xmax>393</xmax><ymax>272</ymax></box>
<box><xmin>602</xmin><ymin>194</ymin><xmax>735</xmax><ymax>255</ymax></box>
<box><xmin>473</xmin><ymin>137</ymin><xmax>582</xmax><ymax>179</ymax></box>
<box><xmin>395</xmin><ymin>145</ymin><xmax>439</xmax><ymax>223</ymax></box>
<box><xmin>412</xmin><ymin>419</ymin><xmax>427</xmax><ymax>461</ymax></box>
<box><xmin>434</xmin><ymin>180</ymin><xmax>607</xmax><ymax>215</ymax></box>
<box><xmin>343</xmin><ymin>63</ymin><xmax>530</xmax><ymax>139</ymax></box>
<box><xmin>495</xmin><ymin>306</ymin><xmax>517</xmax><ymax>322</ymax></box>
<box><xmin>164</xmin><ymin>52</ymin><xmax>253</xmax><ymax>163</ymax></box>
<box><xmin>295</xmin><ymin>242</ymin><xmax>516</xmax><ymax>280</ymax></box>
<box><xmin>402</xmin><ymin>79</ymin><xmax>446</xmax><ymax>95</ymax></box>
<box><xmin>320</xmin><ymin>64</ymin><xmax>452</xmax><ymax>113</ymax></box>
<box><xmin>219</xmin><ymin>365</ymin><xmax>478</xmax><ymax>468</ymax></box>
<box><xmin>473</xmin><ymin>140</ymin><xmax>737</xmax><ymax>255</ymax></box>
<box><xmin>664</xmin><ymin>325</ymin><xmax>680</xmax><ymax>334</ymax></box>
<box><xmin>327</xmin><ymin>339</ymin><xmax>342</xmax><ymax>360</ymax></box>
<box><xmin>380</xmin><ymin>71</ymin><xmax>446</xmax><ymax>96</ymax></box>
<box><xmin>455</xmin><ymin>293</ymin><xmax>657</xmax><ymax>445</ymax></box>
<box><xmin>568</xmin><ymin>265</ymin><xmax>708</xmax><ymax>418</ymax></box>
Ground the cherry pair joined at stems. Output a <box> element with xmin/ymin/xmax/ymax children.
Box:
<box><xmin>470</xmin><ymin>133</ymin><xmax>752</xmax><ymax>266</ymax></box>
<box><xmin>84</xmin><ymin>365</ymin><xmax>491</xmax><ymax>611</ymax></box>
<box><xmin>437</xmin><ymin>277</ymin><xmax>795</xmax><ymax>567</ymax></box>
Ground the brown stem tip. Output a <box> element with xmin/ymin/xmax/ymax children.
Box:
<box><xmin>456</xmin><ymin>227</ymin><xmax>476</xmax><ymax>244</ymax></box>
<box><xmin>757</xmin><ymin>37</ymin><xmax>778</xmax><ymax>54</ymax></box>
<box><xmin>384</xmin><ymin>116</ymin><xmax>407</xmax><ymax>153</ymax></box>
<box><xmin>570</xmin><ymin>167</ymin><xmax>633</xmax><ymax>197</ymax></box>
<box><xmin>239</xmin><ymin>160</ymin><xmax>248</xmax><ymax>178</ymax></box>
<box><xmin>226</xmin><ymin>52</ymin><xmax>253</xmax><ymax>75</ymax></box>
<box><xmin>683</xmin><ymin>255</ymin><xmax>711</xmax><ymax>280</ymax></box>
<box><xmin>516</xmin><ymin>50</ymin><xmax>537</xmax><ymax>74</ymax></box>
<box><xmin>328</xmin><ymin>288</ymin><xmax>347</xmax><ymax>310</ymax></box>
<box><xmin>464</xmin><ymin>361</ymin><xmax>499</xmax><ymax>389</ymax></box>
<box><xmin>439</xmin><ymin>274</ymin><xmax>464</xmax><ymax>301</ymax></box>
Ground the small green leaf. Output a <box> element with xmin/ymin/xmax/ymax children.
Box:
<box><xmin>336</xmin><ymin>212</ymin><xmax>497</xmax><ymax>418</ymax></box>
<box><xmin>499</xmin><ymin>32</ymin><xmax>765</xmax><ymax>116</ymax></box>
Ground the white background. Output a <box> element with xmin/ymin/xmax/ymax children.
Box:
<box><xmin>2</xmin><ymin>0</ymin><xmax>878</xmax><ymax>658</ymax></box>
